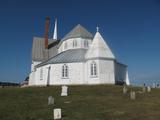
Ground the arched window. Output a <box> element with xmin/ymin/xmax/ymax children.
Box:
<box><xmin>84</xmin><ymin>40</ymin><xmax>88</xmax><ymax>47</ymax></box>
<box><xmin>64</xmin><ymin>42</ymin><xmax>68</xmax><ymax>49</ymax></box>
<box><xmin>62</xmin><ymin>64</ymin><xmax>69</xmax><ymax>78</ymax></box>
<box><xmin>73</xmin><ymin>40</ymin><xmax>77</xmax><ymax>47</ymax></box>
<box><xmin>90</xmin><ymin>62</ymin><xmax>97</xmax><ymax>77</ymax></box>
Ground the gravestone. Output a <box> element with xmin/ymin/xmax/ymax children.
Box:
<box><xmin>147</xmin><ymin>86</ymin><xmax>151</xmax><ymax>92</ymax></box>
<box><xmin>48</xmin><ymin>96</ymin><xmax>54</xmax><ymax>105</ymax></box>
<box><xmin>123</xmin><ymin>85</ymin><xmax>127</xmax><ymax>94</ymax></box>
<box><xmin>61</xmin><ymin>85</ymin><xmax>68</xmax><ymax>96</ymax></box>
<box><xmin>53</xmin><ymin>108</ymin><xmax>61</xmax><ymax>120</ymax></box>
<box><xmin>142</xmin><ymin>86</ymin><xmax>146</xmax><ymax>93</ymax></box>
<box><xmin>152</xmin><ymin>83</ymin><xmax>156</xmax><ymax>88</ymax></box>
<box><xmin>130</xmin><ymin>91</ymin><xmax>136</xmax><ymax>100</ymax></box>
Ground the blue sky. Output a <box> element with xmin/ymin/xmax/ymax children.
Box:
<box><xmin>0</xmin><ymin>0</ymin><xmax>160</xmax><ymax>84</ymax></box>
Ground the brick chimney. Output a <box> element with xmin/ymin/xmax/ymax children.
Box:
<box><xmin>44</xmin><ymin>17</ymin><xmax>50</xmax><ymax>49</ymax></box>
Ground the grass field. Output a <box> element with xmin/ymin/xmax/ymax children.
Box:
<box><xmin>0</xmin><ymin>85</ymin><xmax>160</xmax><ymax>120</ymax></box>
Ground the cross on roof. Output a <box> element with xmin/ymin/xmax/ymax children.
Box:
<box><xmin>96</xmin><ymin>26</ymin><xmax>99</xmax><ymax>32</ymax></box>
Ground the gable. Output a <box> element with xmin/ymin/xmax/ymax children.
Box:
<box><xmin>85</xmin><ymin>32</ymin><xmax>115</xmax><ymax>59</ymax></box>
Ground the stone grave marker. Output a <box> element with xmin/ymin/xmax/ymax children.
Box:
<box><xmin>53</xmin><ymin>108</ymin><xmax>61</xmax><ymax>120</ymax></box>
<box><xmin>130</xmin><ymin>91</ymin><xmax>136</xmax><ymax>100</ymax></box>
<box><xmin>48</xmin><ymin>96</ymin><xmax>54</xmax><ymax>105</ymax></box>
<box><xmin>142</xmin><ymin>86</ymin><xmax>146</xmax><ymax>93</ymax></box>
<box><xmin>61</xmin><ymin>85</ymin><xmax>68</xmax><ymax>96</ymax></box>
<box><xmin>123</xmin><ymin>85</ymin><xmax>127</xmax><ymax>94</ymax></box>
<box><xmin>152</xmin><ymin>83</ymin><xmax>156</xmax><ymax>88</ymax></box>
<box><xmin>147</xmin><ymin>86</ymin><xmax>151</xmax><ymax>92</ymax></box>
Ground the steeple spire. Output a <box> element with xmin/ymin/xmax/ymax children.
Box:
<box><xmin>85</xmin><ymin>28</ymin><xmax>115</xmax><ymax>59</ymax></box>
<box><xmin>53</xmin><ymin>18</ymin><xmax>57</xmax><ymax>40</ymax></box>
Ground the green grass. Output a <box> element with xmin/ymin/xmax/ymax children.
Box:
<box><xmin>0</xmin><ymin>85</ymin><xmax>160</xmax><ymax>120</ymax></box>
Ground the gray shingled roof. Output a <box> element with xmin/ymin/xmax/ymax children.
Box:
<box><xmin>32</xmin><ymin>37</ymin><xmax>59</xmax><ymax>61</ymax></box>
<box><xmin>62</xmin><ymin>24</ymin><xmax>93</xmax><ymax>40</ymax></box>
<box><xmin>32</xmin><ymin>24</ymin><xmax>92</xmax><ymax>61</ymax></box>
<box><xmin>36</xmin><ymin>49</ymin><xmax>87</xmax><ymax>68</ymax></box>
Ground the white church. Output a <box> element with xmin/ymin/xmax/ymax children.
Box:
<box><xmin>29</xmin><ymin>18</ymin><xmax>130</xmax><ymax>86</ymax></box>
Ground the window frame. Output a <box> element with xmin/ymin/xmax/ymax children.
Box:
<box><xmin>90</xmin><ymin>61</ymin><xmax>98</xmax><ymax>77</ymax></box>
<box><xmin>62</xmin><ymin>64</ymin><xmax>69</xmax><ymax>79</ymax></box>
<box><xmin>84</xmin><ymin>40</ymin><xmax>89</xmax><ymax>47</ymax></box>
<box><xmin>73</xmin><ymin>40</ymin><xmax>77</xmax><ymax>47</ymax></box>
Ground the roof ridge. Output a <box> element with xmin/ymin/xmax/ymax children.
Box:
<box><xmin>62</xmin><ymin>24</ymin><xmax>93</xmax><ymax>40</ymax></box>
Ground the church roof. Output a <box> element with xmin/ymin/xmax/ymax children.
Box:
<box><xmin>36</xmin><ymin>49</ymin><xmax>87</xmax><ymax>67</ymax></box>
<box><xmin>32</xmin><ymin>37</ymin><xmax>59</xmax><ymax>61</ymax></box>
<box><xmin>85</xmin><ymin>31</ymin><xmax>115</xmax><ymax>59</ymax></box>
<box><xmin>62</xmin><ymin>24</ymin><xmax>93</xmax><ymax>40</ymax></box>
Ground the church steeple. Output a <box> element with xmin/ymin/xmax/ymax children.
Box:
<box><xmin>53</xmin><ymin>18</ymin><xmax>57</xmax><ymax>40</ymax></box>
<box><xmin>85</xmin><ymin>27</ymin><xmax>115</xmax><ymax>59</ymax></box>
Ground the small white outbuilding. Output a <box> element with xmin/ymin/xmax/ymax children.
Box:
<box><xmin>29</xmin><ymin>20</ymin><xmax>130</xmax><ymax>86</ymax></box>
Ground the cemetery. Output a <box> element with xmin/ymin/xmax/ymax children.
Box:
<box><xmin>0</xmin><ymin>85</ymin><xmax>160</xmax><ymax>120</ymax></box>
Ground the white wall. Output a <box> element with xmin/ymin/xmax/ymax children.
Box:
<box><xmin>29</xmin><ymin>72</ymin><xmax>35</xmax><ymax>85</ymax></box>
<box><xmin>31</xmin><ymin>61</ymin><xmax>41</xmax><ymax>72</ymax></box>
<box><xmin>34</xmin><ymin>66</ymin><xmax>47</xmax><ymax>86</ymax></box>
<box><xmin>29</xmin><ymin>59</ymin><xmax>116</xmax><ymax>86</ymax></box>
<box><xmin>99</xmin><ymin>60</ymin><xmax>115</xmax><ymax>84</ymax></box>
<box><xmin>85</xmin><ymin>59</ymin><xmax>115</xmax><ymax>84</ymax></box>
<box><xmin>29</xmin><ymin>65</ymin><xmax>51</xmax><ymax>86</ymax></box>
<box><xmin>29</xmin><ymin>61</ymin><xmax>41</xmax><ymax>86</ymax></box>
<box><xmin>58</xmin><ymin>38</ymin><xmax>92</xmax><ymax>53</ymax></box>
<box><xmin>85</xmin><ymin>60</ymin><xmax>100</xmax><ymax>84</ymax></box>
<box><xmin>33</xmin><ymin>62</ymin><xmax>85</xmax><ymax>85</ymax></box>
